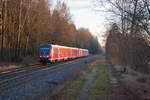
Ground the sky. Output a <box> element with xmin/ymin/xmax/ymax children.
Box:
<box><xmin>52</xmin><ymin>0</ymin><xmax>108</xmax><ymax>45</ymax></box>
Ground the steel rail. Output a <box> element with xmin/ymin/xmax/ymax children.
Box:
<box><xmin>0</xmin><ymin>64</ymin><xmax>47</xmax><ymax>79</ymax></box>
<box><xmin>0</xmin><ymin>60</ymin><xmax>79</xmax><ymax>93</ymax></box>
<box><xmin>0</xmin><ymin>63</ymin><xmax>40</xmax><ymax>74</ymax></box>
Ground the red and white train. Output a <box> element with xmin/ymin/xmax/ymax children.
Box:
<box><xmin>38</xmin><ymin>44</ymin><xmax>89</xmax><ymax>63</ymax></box>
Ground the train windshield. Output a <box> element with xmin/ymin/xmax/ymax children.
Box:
<box><xmin>40</xmin><ymin>44</ymin><xmax>50</xmax><ymax>56</ymax></box>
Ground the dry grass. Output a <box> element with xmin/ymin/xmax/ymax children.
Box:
<box><xmin>0</xmin><ymin>56</ymin><xmax>37</xmax><ymax>71</ymax></box>
<box><xmin>112</xmin><ymin>62</ymin><xmax>150</xmax><ymax>100</ymax></box>
<box><xmin>0</xmin><ymin>63</ymin><xmax>21</xmax><ymax>71</ymax></box>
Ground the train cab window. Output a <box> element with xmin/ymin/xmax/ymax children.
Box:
<box><xmin>40</xmin><ymin>44</ymin><xmax>50</xmax><ymax>56</ymax></box>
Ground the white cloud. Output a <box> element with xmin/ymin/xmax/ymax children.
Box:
<box><xmin>52</xmin><ymin>0</ymin><xmax>107</xmax><ymax>43</ymax></box>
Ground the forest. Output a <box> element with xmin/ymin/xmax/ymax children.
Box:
<box><xmin>0</xmin><ymin>0</ymin><xmax>101</xmax><ymax>62</ymax></box>
<box><xmin>99</xmin><ymin>0</ymin><xmax>150</xmax><ymax>73</ymax></box>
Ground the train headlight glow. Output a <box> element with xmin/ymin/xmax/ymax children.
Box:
<box><xmin>40</xmin><ymin>56</ymin><xmax>42</xmax><ymax>57</ymax></box>
<box><xmin>47</xmin><ymin>56</ymin><xmax>49</xmax><ymax>57</ymax></box>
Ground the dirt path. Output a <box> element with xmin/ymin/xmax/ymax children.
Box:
<box><xmin>76</xmin><ymin>64</ymin><xmax>99</xmax><ymax>100</ymax></box>
<box><xmin>108</xmin><ymin>66</ymin><xmax>130</xmax><ymax>100</ymax></box>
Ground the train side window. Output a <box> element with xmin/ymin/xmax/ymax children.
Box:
<box><xmin>55</xmin><ymin>48</ymin><xmax>58</xmax><ymax>54</ymax></box>
<box><xmin>60</xmin><ymin>49</ymin><xmax>62</xmax><ymax>53</ymax></box>
<box><xmin>68</xmin><ymin>49</ymin><xmax>71</xmax><ymax>54</ymax></box>
<box><xmin>63</xmin><ymin>49</ymin><xmax>65</xmax><ymax>54</ymax></box>
<box><xmin>67</xmin><ymin>49</ymin><xmax>69</xmax><ymax>54</ymax></box>
<box><xmin>65</xmin><ymin>49</ymin><xmax>67</xmax><ymax>54</ymax></box>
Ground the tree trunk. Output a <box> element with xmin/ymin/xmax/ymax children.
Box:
<box><xmin>1</xmin><ymin>0</ymin><xmax>4</xmax><ymax>60</ymax></box>
<box><xmin>16</xmin><ymin>0</ymin><xmax>23</xmax><ymax>58</ymax></box>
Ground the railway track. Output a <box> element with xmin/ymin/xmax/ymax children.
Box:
<box><xmin>0</xmin><ymin>63</ymin><xmax>41</xmax><ymax>75</ymax></box>
<box><xmin>0</xmin><ymin>64</ymin><xmax>42</xmax><ymax>80</ymax></box>
<box><xmin>0</xmin><ymin>58</ymin><xmax>84</xmax><ymax>93</ymax></box>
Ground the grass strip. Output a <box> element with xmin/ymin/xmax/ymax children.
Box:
<box><xmin>87</xmin><ymin>57</ymin><xmax>110</xmax><ymax>100</ymax></box>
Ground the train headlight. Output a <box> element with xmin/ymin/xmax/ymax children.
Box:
<box><xmin>46</xmin><ymin>56</ymin><xmax>49</xmax><ymax>57</ymax></box>
<box><xmin>40</xmin><ymin>56</ymin><xmax>42</xmax><ymax>58</ymax></box>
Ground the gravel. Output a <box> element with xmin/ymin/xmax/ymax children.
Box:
<box><xmin>0</xmin><ymin>55</ymin><xmax>100</xmax><ymax>100</ymax></box>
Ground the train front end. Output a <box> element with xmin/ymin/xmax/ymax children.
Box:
<box><xmin>38</xmin><ymin>44</ymin><xmax>51</xmax><ymax>64</ymax></box>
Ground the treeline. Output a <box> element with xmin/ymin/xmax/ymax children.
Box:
<box><xmin>98</xmin><ymin>0</ymin><xmax>150</xmax><ymax>73</ymax></box>
<box><xmin>0</xmin><ymin>0</ymin><xmax>101</xmax><ymax>62</ymax></box>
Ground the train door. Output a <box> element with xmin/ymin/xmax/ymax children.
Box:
<box><xmin>54</xmin><ymin>47</ymin><xmax>58</xmax><ymax>60</ymax></box>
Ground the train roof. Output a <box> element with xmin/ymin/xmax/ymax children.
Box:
<box><xmin>40</xmin><ymin>44</ymin><xmax>88</xmax><ymax>51</ymax></box>
<box><xmin>40</xmin><ymin>44</ymin><xmax>51</xmax><ymax>46</ymax></box>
